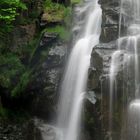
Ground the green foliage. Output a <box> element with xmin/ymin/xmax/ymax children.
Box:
<box><xmin>29</xmin><ymin>34</ymin><xmax>43</xmax><ymax>63</ymax></box>
<box><xmin>45</xmin><ymin>25</ymin><xmax>70</xmax><ymax>41</ymax></box>
<box><xmin>0</xmin><ymin>53</ymin><xmax>25</xmax><ymax>88</ymax></box>
<box><xmin>0</xmin><ymin>53</ymin><xmax>32</xmax><ymax>97</ymax></box>
<box><xmin>0</xmin><ymin>107</ymin><xmax>7</xmax><ymax>117</ymax></box>
<box><xmin>12</xmin><ymin>70</ymin><xmax>31</xmax><ymax>97</ymax></box>
<box><xmin>29</xmin><ymin>10</ymin><xmax>39</xmax><ymax>19</ymax></box>
<box><xmin>0</xmin><ymin>0</ymin><xmax>27</xmax><ymax>34</ymax></box>
<box><xmin>0</xmin><ymin>107</ymin><xmax>30</xmax><ymax>121</ymax></box>
<box><xmin>44</xmin><ymin>0</ymin><xmax>68</xmax><ymax>22</ymax></box>
<box><xmin>45</xmin><ymin>0</ymin><xmax>66</xmax><ymax>10</ymax></box>
<box><xmin>71</xmin><ymin>0</ymin><xmax>81</xmax><ymax>4</ymax></box>
<box><xmin>42</xmin><ymin>0</ymin><xmax>72</xmax><ymax>41</ymax></box>
<box><xmin>0</xmin><ymin>0</ymin><xmax>73</xmax><ymax>119</ymax></box>
<box><xmin>64</xmin><ymin>7</ymin><xmax>72</xmax><ymax>28</ymax></box>
<box><xmin>0</xmin><ymin>32</ymin><xmax>42</xmax><ymax>98</ymax></box>
<box><xmin>0</xmin><ymin>0</ymin><xmax>27</xmax><ymax>24</ymax></box>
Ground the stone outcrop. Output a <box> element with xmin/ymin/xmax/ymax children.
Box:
<box><xmin>29</xmin><ymin>32</ymin><xmax>67</xmax><ymax>120</ymax></box>
<box><xmin>86</xmin><ymin>0</ymin><xmax>123</xmax><ymax>139</ymax></box>
<box><xmin>99</xmin><ymin>0</ymin><xmax>120</xmax><ymax>43</ymax></box>
<box><xmin>0</xmin><ymin>119</ymin><xmax>43</xmax><ymax>140</ymax></box>
<box><xmin>11</xmin><ymin>24</ymin><xmax>36</xmax><ymax>51</ymax></box>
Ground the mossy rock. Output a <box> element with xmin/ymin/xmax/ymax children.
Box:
<box><xmin>42</xmin><ymin>11</ymin><xmax>64</xmax><ymax>23</ymax></box>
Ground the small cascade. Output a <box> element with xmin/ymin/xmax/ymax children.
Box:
<box><xmin>55</xmin><ymin>1</ymin><xmax>102</xmax><ymax>140</ymax></box>
<box><xmin>109</xmin><ymin>50</ymin><xmax>122</xmax><ymax>132</ymax></box>
<box><xmin>108</xmin><ymin>0</ymin><xmax>140</xmax><ymax>139</ymax></box>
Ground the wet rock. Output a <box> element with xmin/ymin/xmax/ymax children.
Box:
<box><xmin>34</xmin><ymin>119</ymin><xmax>61</xmax><ymax>140</ymax></box>
<box><xmin>26</xmin><ymin>120</ymin><xmax>43</xmax><ymax>140</ymax></box>
<box><xmin>83</xmin><ymin>95</ymin><xmax>102</xmax><ymax>140</ymax></box>
<box><xmin>87</xmin><ymin>39</ymin><xmax>119</xmax><ymax>139</ymax></box>
<box><xmin>99</xmin><ymin>0</ymin><xmax>120</xmax><ymax>42</ymax></box>
<box><xmin>40</xmin><ymin>10</ymin><xmax>63</xmax><ymax>28</ymax></box>
<box><xmin>85</xmin><ymin>91</ymin><xmax>97</xmax><ymax>104</ymax></box>
<box><xmin>88</xmin><ymin>43</ymin><xmax>117</xmax><ymax>91</ymax></box>
<box><xmin>30</xmin><ymin>35</ymin><xmax>66</xmax><ymax>120</ymax></box>
<box><xmin>0</xmin><ymin>119</ymin><xmax>43</xmax><ymax>140</ymax></box>
<box><xmin>99</xmin><ymin>0</ymin><xmax>119</xmax><ymax>6</ymax></box>
<box><xmin>40</xmin><ymin>33</ymin><xmax>58</xmax><ymax>47</ymax></box>
<box><xmin>95</xmin><ymin>40</ymin><xmax>117</xmax><ymax>49</ymax></box>
<box><xmin>43</xmin><ymin>43</ymin><xmax>66</xmax><ymax>68</ymax></box>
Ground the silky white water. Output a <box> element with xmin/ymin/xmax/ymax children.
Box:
<box><xmin>56</xmin><ymin>1</ymin><xmax>102</xmax><ymax>140</ymax></box>
<box><xmin>109</xmin><ymin>50</ymin><xmax>122</xmax><ymax>131</ymax></box>
<box><xmin>108</xmin><ymin>0</ymin><xmax>140</xmax><ymax>139</ymax></box>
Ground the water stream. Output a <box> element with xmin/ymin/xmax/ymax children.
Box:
<box><xmin>40</xmin><ymin>0</ymin><xmax>140</xmax><ymax>140</ymax></box>
<box><xmin>109</xmin><ymin>0</ymin><xmax>140</xmax><ymax>139</ymax></box>
<box><xmin>57</xmin><ymin>0</ymin><xmax>102</xmax><ymax>140</ymax></box>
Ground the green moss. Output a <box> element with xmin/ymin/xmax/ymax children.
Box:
<box><xmin>43</xmin><ymin>0</ymin><xmax>72</xmax><ymax>41</ymax></box>
<box><xmin>44</xmin><ymin>0</ymin><xmax>67</xmax><ymax>23</ymax></box>
<box><xmin>43</xmin><ymin>25</ymin><xmax>71</xmax><ymax>41</ymax></box>
<box><xmin>64</xmin><ymin>7</ymin><xmax>72</xmax><ymax>28</ymax></box>
<box><xmin>0</xmin><ymin>52</ymin><xmax>33</xmax><ymax>98</ymax></box>
<box><xmin>71</xmin><ymin>0</ymin><xmax>82</xmax><ymax>4</ymax></box>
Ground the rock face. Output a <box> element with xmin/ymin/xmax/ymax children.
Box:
<box><xmin>0</xmin><ymin>119</ymin><xmax>43</xmax><ymax>140</ymax></box>
<box><xmin>99</xmin><ymin>0</ymin><xmax>120</xmax><ymax>43</ymax></box>
<box><xmin>11</xmin><ymin>24</ymin><xmax>36</xmax><ymax>50</ymax></box>
<box><xmin>86</xmin><ymin>0</ymin><xmax>122</xmax><ymax>139</ymax></box>
<box><xmin>30</xmin><ymin>32</ymin><xmax>67</xmax><ymax>120</ymax></box>
<box><xmin>35</xmin><ymin>119</ymin><xmax>58</xmax><ymax>140</ymax></box>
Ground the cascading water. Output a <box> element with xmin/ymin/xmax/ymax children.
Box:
<box><xmin>109</xmin><ymin>50</ymin><xmax>122</xmax><ymax>132</ymax></box>
<box><xmin>56</xmin><ymin>1</ymin><xmax>102</xmax><ymax>140</ymax></box>
<box><xmin>108</xmin><ymin>0</ymin><xmax>140</xmax><ymax>139</ymax></box>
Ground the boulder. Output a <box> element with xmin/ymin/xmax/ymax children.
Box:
<box><xmin>99</xmin><ymin>0</ymin><xmax>120</xmax><ymax>42</ymax></box>
<box><xmin>0</xmin><ymin>119</ymin><xmax>43</xmax><ymax>140</ymax></box>
<box><xmin>30</xmin><ymin>33</ymin><xmax>67</xmax><ymax>120</ymax></box>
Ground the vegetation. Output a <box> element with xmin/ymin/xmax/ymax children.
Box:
<box><xmin>71</xmin><ymin>0</ymin><xmax>82</xmax><ymax>4</ymax></box>
<box><xmin>43</xmin><ymin>0</ymin><xmax>72</xmax><ymax>41</ymax></box>
<box><xmin>11</xmin><ymin>70</ymin><xmax>31</xmax><ymax>97</ymax></box>
<box><xmin>0</xmin><ymin>0</ymin><xmax>27</xmax><ymax>33</ymax></box>
<box><xmin>43</xmin><ymin>25</ymin><xmax>70</xmax><ymax>41</ymax></box>
<box><xmin>44</xmin><ymin>0</ymin><xmax>66</xmax><ymax>22</ymax></box>
<box><xmin>0</xmin><ymin>0</ymin><xmax>34</xmax><ymax>117</ymax></box>
<box><xmin>45</xmin><ymin>0</ymin><xmax>72</xmax><ymax>23</ymax></box>
<box><xmin>0</xmin><ymin>0</ymin><xmax>73</xmax><ymax>120</ymax></box>
<box><xmin>0</xmin><ymin>54</ymin><xmax>25</xmax><ymax>88</ymax></box>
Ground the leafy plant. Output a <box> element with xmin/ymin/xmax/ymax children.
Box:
<box><xmin>64</xmin><ymin>7</ymin><xmax>72</xmax><ymax>28</ymax></box>
<box><xmin>0</xmin><ymin>0</ymin><xmax>27</xmax><ymax>24</ymax></box>
<box><xmin>0</xmin><ymin>53</ymin><xmax>33</xmax><ymax>97</ymax></box>
<box><xmin>0</xmin><ymin>0</ymin><xmax>27</xmax><ymax>35</ymax></box>
<box><xmin>11</xmin><ymin>70</ymin><xmax>32</xmax><ymax>97</ymax></box>
<box><xmin>71</xmin><ymin>0</ymin><xmax>82</xmax><ymax>4</ymax></box>
<box><xmin>44</xmin><ymin>0</ymin><xmax>67</xmax><ymax>22</ymax></box>
<box><xmin>0</xmin><ymin>53</ymin><xmax>25</xmax><ymax>88</ymax></box>
<box><xmin>43</xmin><ymin>25</ymin><xmax>71</xmax><ymax>41</ymax></box>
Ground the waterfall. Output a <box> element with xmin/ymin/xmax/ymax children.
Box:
<box><xmin>108</xmin><ymin>0</ymin><xmax>140</xmax><ymax>139</ymax></box>
<box><xmin>109</xmin><ymin>50</ymin><xmax>122</xmax><ymax>132</ymax></box>
<box><xmin>57</xmin><ymin>1</ymin><xmax>102</xmax><ymax>140</ymax></box>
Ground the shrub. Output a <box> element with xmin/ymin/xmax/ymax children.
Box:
<box><xmin>0</xmin><ymin>0</ymin><xmax>27</xmax><ymax>34</ymax></box>
<box><xmin>0</xmin><ymin>53</ymin><xmax>25</xmax><ymax>88</ymax></box>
